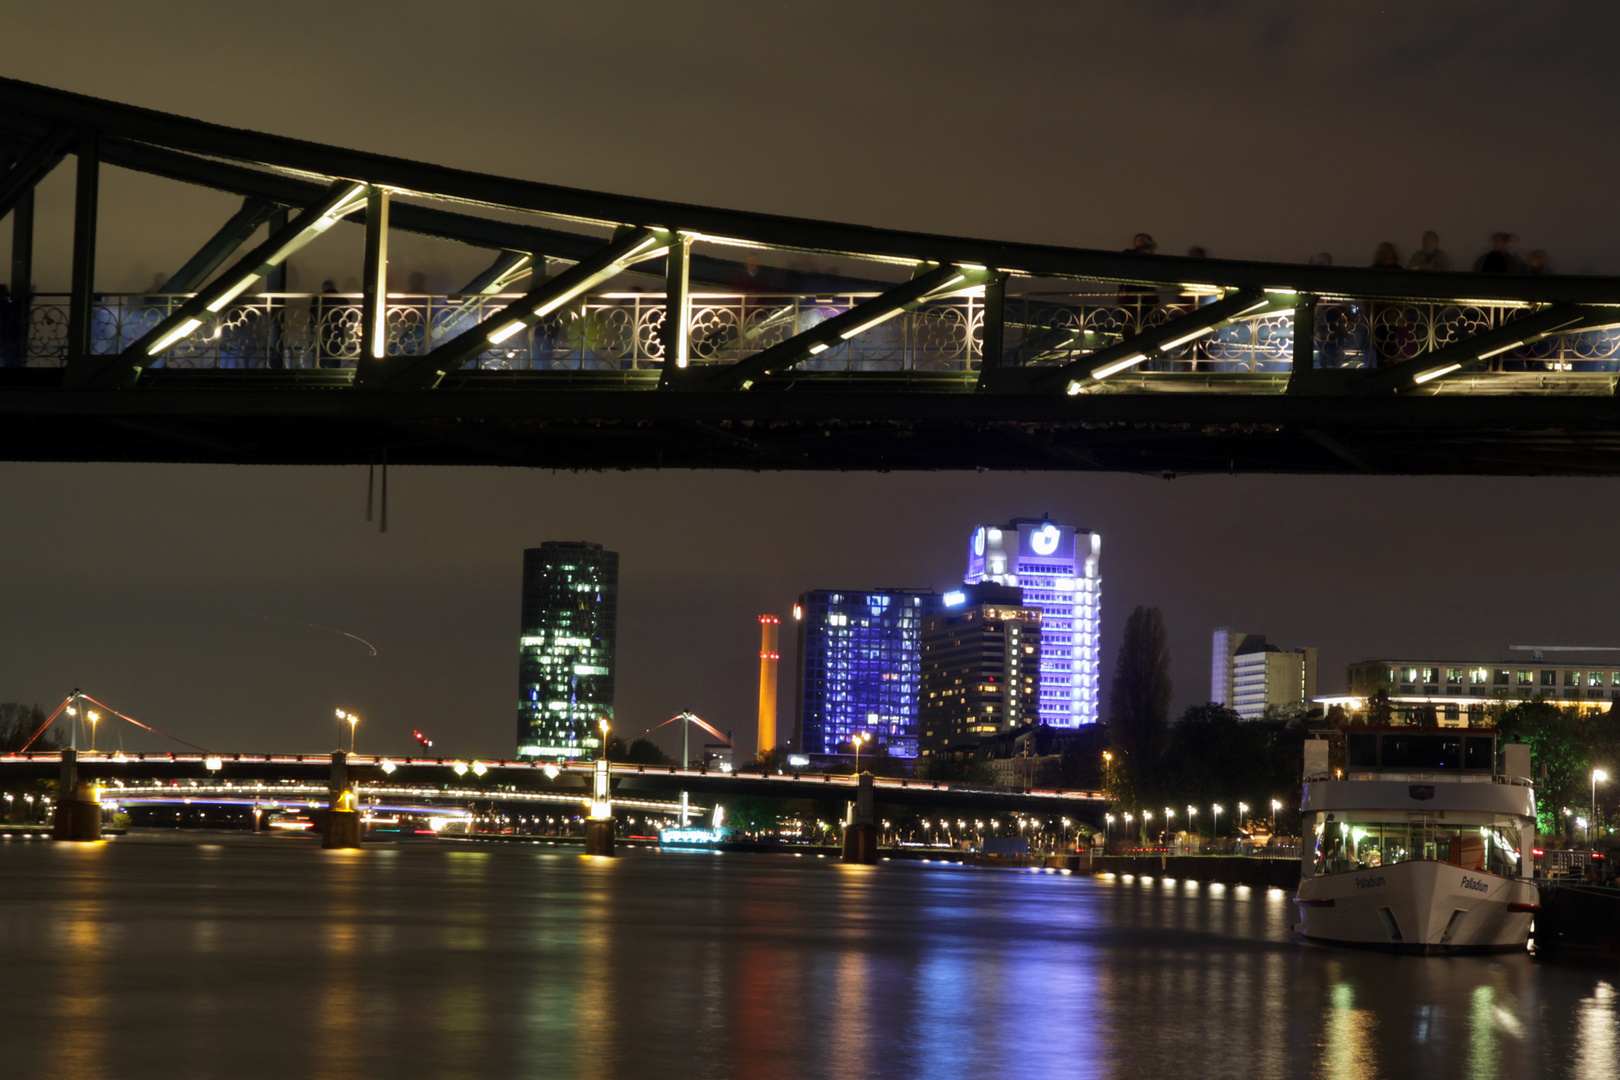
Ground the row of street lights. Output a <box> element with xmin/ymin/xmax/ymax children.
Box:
<box><xmin>3</xmin><ymin>792</ymin><xmax>53</xmax><ymax>823</ymax></box>
<box><xmin>1103</xmin><ymin>799</ymin><xmax>1286</xmax><ymax>845</ymax></box>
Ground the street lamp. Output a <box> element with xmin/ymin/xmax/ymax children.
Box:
<box><xmin>1238</xmin><ymin>801</ymin><xmax>1249</xmax><ymax>826</ymax></box>
<box><xmin>1271</xmin><ymin>798</ymin><xmax>1282</xmax><ymax>818</ymax></box>
<box><xmin>1187</xmin><ymin>805</ymin><xmax>1197</xmax><ymax>838</ymax></box>
<box><xmin>1212</xmin><ymin>804</ymin><xmax>1223</xmax><ymax>840</ymax></box>
<box><xmin>1104</xmin><ymin>813</ymin><xmax>1114</xmax><ymax>847</ymax></box>
<box><xmin>852</xmin><ymin>731</ymin><xmax>870</xmax><ymax>774</ymax></box>
<box><xmin>1595</xmin><ymin>769</ymin><xmax>1608</xmax><ymax>834</ymax></box>
<box><xmin>87</xmin><ymin>711</ymin><xmax>100</xmax><ymax>753</ymax></box>
<box><xmin>335</xmin><ymin>709</ymin><xmax>359</xmax><ymax>754</ymax></box>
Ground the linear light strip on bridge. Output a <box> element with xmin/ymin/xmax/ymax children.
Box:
<box><xmin>102</xmin><ymin>782</ymin><xmax>701</xmax><ymax>814</ymax></box>
<box><xmin>9</xmin><ymin>752</ymin><xmax>1103</xmax><ymax>799</ymax></box>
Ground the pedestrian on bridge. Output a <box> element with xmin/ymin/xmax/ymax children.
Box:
<box><xmin>1407</xmin><ymin>231</ymin><xmax>1453</xmax><ymax>271</ymax></box>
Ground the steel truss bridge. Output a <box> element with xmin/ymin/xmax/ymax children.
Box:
<box><xmin>7</xmin><ymin>77</ymin><xmax>1620</xmax><ymax>474</ymax></box>
<box><xmin>0</xmin><ymin>752</ymin><xmax>1108</xmax><ymax>818</ymax></box>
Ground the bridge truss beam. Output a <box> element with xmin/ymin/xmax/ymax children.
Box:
<box><xmin>6</xmin><ymin>75</ymin><xmax>1620</xmax><ymax>474</ymax></box>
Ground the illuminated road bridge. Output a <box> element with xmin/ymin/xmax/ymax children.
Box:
<box><xmin>6</xmin><ymin>76</ymin><xmax>1620</xmax><ymax>474</ymax></box>
<box><xmin>0</xmin><ymin>750</ymin><xmax>1109</xmax><ymax>842</ymax></box>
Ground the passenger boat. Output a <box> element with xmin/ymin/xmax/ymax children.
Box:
<box><xmin>1294</xmin><ymin>726</ymin><xmax>1540</xmax><ymax>953</ymax></box>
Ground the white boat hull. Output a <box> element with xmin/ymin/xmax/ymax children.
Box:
<box><xmin>1295</xmin><ymin>859</ymin><xmax>1537</xmax><ymax>953</ymax></box>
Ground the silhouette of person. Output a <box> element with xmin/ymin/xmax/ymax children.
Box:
<box><xmin>1476</xmin><ymin>233</ymin><xmax>1525</xmax><ymax>274</ymax></box>
<box><xmin>1407</xmin><ymin>231</ymin><xmax>1452</xmax><ymax>271</ymax></box>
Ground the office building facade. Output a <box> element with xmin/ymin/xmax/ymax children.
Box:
<box><xmin>919</xmin><ymin>583</ymin><xmax>1042</xmax><ymax>757</ymax></box>
<box><xmin>794</xmin><ymin>588</ymin><xmax>942</xmax><ymax>759</ymax></box>
<box><xmin>964</xmin><ymin>517</ymin><xmax>1100</xmax><ymax>725</ymax></box>
<box><xmin>1343</xmin><ymin>652</ymin><xmax>1620</xmax><ymax>725</ymax></box>
<box><xmin>516</xmin><ymin>542</ymin><xmax>618</xmax><ymax>760</ymax></box>
<box><xmin>1210</xmin><ymin>629</ymin><xmax>1318</xmax><ymax>719</ymax></box>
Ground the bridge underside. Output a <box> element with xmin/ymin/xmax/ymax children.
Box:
<box><xmin>3</xmin><ymin>375</ymin><xmax>1620</xmax><ymax>474</ymax></box>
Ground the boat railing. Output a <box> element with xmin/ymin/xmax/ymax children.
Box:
<box><xmin>1534</xmin><ymin>848</ymin><xmax>1611</xmax><ymax>879</ymax></box>
<box><xmin>1340</xmin><ymin>771</ymin><xmax>1498</xmax><ymax>782</ymax></box>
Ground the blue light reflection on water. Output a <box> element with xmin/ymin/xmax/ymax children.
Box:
<box><xmin>0</xmin><ymin>837</ymin><xmax>1614</xmax><ymax>1080</ymax></box>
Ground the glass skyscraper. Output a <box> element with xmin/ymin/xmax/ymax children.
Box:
<box><xmin>794</xmin><ymin>589</ymin><xmax>941</xmax><ymax>759</ymax></box>
<box><xmin>517</xmin><ymin>542</ymin><xmax>618</xmax><ymax>760</ymax></box>
<box><xmin>963</xmin><ymin>517</ymin><xmax>1100</xmax><ymax>725</ymax></box>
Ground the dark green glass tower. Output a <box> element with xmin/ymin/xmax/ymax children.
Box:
<box><xmin>517</xmin><ymin>542</ymin><xmax>618</xmax><ymax>759</ymax></box>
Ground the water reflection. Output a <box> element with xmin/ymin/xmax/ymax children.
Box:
<box><xmin>2</xmin><ymin>837</ymin><xmax>1616</xmax><ymax>1080</ymax></box>
<box><xmin>1574</xmin><ymin>981</ymin><xmax>1617</xmax><ymax>1080</ymax></box>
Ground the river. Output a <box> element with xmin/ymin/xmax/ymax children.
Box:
<box><xmin>0</xmin><ymin>834</ymin><xmax>1613</xmax><ymax>1079</ymax></box>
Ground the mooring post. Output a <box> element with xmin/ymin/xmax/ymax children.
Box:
<box><xmin>841</xmin><ymin>772</ymin><xmax>878</xmax><ymax>864</ymax></box>
<box><xmin>322</xmin><ymin>750</ymin><xmax>362</xmax><ymax>849</ymax></box>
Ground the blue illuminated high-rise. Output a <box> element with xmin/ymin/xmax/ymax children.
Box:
<box><xmin>964</xmin><ymin>517</ymin><xmax>1100</xmax><ymax>725</ymax></box>
<box><xmin>517</xmin><ymin>542</ymin><xmax>618</xmax><ymax>760</ymax></box>
<box><xmin>793</xmin><ymin>589</ymin><xmax>942</xmax><ymax>759</ymax></box>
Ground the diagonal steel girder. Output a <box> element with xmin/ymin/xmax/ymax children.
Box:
<box><xmin>66</xmin><ymin>179</ymin><xmax>370</xmax><ymax>388</ymax></box>
<box><xmin>159</xmin><ymin>196</ymin><xmax>280</xmax><ymax>294</ymax></box>
<box><xmin>700</xmin><ymin>264</ymin><xmax>991</xmax><ymax>391</ymax></box>
<box><xmin>1032</xmin><ymin>289</ymin><xmax>1282</xmax><ymax>394</ymax></box>
<box><xmin>0</xmin><ymin>125</ymin><xmax>75</xmax><ymax>222</ymax></box>
<box><xmin>356</xmin><ymin>226</ymin><xmax>667</xmax><ymax>390</ymax></box>
<box><xmin>1348</xmin><ymin>304</ymin><xmax>1609</xmax><ymax>395</ymax></box>
<box><xmin>429</xmin><ymin>252</ymin><xmax>539</xmax><ymax>344</ymax></box>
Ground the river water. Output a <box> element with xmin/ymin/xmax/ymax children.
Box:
<box><xmin>0</xmin><ymin>834</ymin><xmax>1613</xmax><ymax>1080</ymax></box>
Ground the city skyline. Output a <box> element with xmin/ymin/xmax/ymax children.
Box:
<box><xmin>6</xmin><ymin>466</ymin><xmax>1620</xmax><ymax>764</ymax></box>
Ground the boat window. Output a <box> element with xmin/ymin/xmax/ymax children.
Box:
<box><xmin>1347</xmin><ymin>734</ymin><xmax>1377</xmax><ymax>768</ymax></box>
<box><xmin>1379</xmin><ymin>733</ymin><xmax>1464</xmax><ymax>769</ymax></box>
<box><xmin>1464</xmin><ymin>736</ymin><xmax>1494</xmax><ymax>770</ymax></box>
<box><xmin>1314</xmin><ymin>818</ymin><xmax>1522</xmax><ymax>878</ymax></box>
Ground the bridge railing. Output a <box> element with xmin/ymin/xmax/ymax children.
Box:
<box><xmin>9</xmin><ymin>292</ymin><xmax>1620</xmax><ymax>376</ymax></box>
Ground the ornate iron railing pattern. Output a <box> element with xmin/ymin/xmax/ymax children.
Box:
<box><xmin>10</xmin><ymin>291</ymin><xmax>1620</xmax><ymax>375</ymax></box>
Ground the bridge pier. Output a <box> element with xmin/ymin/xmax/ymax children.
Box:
<box><xmin>51</xmin><ymin>749</ymin><xmax>102</xmax><ymax>842</ymax></box>
<box><xmin>321</xmin><ymin>750</ymin><xmax>362</xmax><ymax>849</ymax></box>
<box><xmin>841</xmin><ymin>773</ymin><xmax>877</xmax><ymax>864</ymax></box>
<box><xmin>583</xmin><ymin>755</ymin><xmax>615</xmax><ymax>856</ymax></box>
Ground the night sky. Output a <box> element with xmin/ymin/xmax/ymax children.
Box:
<box><xmin>3</xmin><ymin>3</ymin><xmax>1619</xmax><ymax>760</ymax></box>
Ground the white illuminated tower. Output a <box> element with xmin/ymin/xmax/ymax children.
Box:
<box><xmin>962</xmin><ymin>517</ymin><xmax>1100</xmax><ymax>725</ymax></box>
